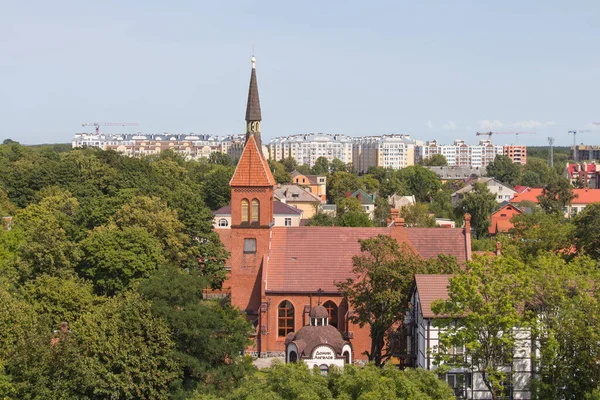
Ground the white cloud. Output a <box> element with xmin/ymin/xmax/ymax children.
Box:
<box><xmin>478</xmin><ymin>120</ymin><xmax>504</xmax><ymax>130</ymax></box>
<box><xmin>427</xmin><ymin>120</ymin><xmax>434</xmax><ymax>129</ymax></box>
<box><xmin>512</xmin><ymin>120</ymin><xmax>556</xmax><ymax>130</ymax></box>
<box><xmin>443</xmin><ymin>121</ymin><xmax>458</xmax><ymax>131</ymax></box>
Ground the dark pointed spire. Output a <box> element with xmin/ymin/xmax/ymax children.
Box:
<box><xmin>245</xmin><ymin>55</ymin><xmax>262</xmax><ymax>123</ymax></box>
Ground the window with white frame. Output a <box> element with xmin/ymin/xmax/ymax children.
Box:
<box><xmin>284</xmin><ymin>218</ymin><xmax>292</xmax><ymax>226</ymax></box>
<box><xmin>218</xmin><ymin>218</ymin><xmax>228</xmax><ymax>227</ymax></box>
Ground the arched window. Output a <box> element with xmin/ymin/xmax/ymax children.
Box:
<box><xmin>343</xmin><ymin>351</ymin><xmax>350</xmax><ymax>365</ymax></box>
<box><xmin>218</xmin><ymin>218</ymin><xmax>229</xmax><ymax>227</ymax></box>
<box><xmin>289</xmin><ymin>351</ymin><xmax>298</xmax><ymax>363</ymax></box>
<box><xmin>319</xmin><ymin>364</ymin><xmax>329</xmax><ymax>375</ymax></box>
<box><xmin>278</xmin><ymin>301</ymin><xmax>294</xmax><ymax>337</ymax></box>
<box><xmin>324</xmin><ymin>301</ymin><xmax>338</xmax><ymax>329</ymax></box>
<box><xmin>241</xmin><ymin>199</ymin><xmax>249</xmax><ymax>222</ymax></box>
<box><xmin>251</xmin><ymin>199</ymin><xmax>259</xmax><ymax>223</ymax></box>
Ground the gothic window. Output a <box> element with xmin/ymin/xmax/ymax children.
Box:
<box><xmin>241</xmin><ymin>199</ymin><xmax>249</xmax><ymax>222</ymax></box>
<box><xmin>324</xmin><ymin>301</ymin><xmax>338</xmax><ymax>328</ymax></box>
<box><xmin>278</xmin><ymin>301</ymin><xmax>294</xmax><ymax>337</ymax></box>
<box><xmin>252</xmin><ymin>199</ymin><xmax>259</xmax><ymax>223</ymax></box>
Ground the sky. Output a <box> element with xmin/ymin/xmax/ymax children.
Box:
<box><xmin>2</xmin><ymin>0</ymin><xmax>600</xmax><ymax>146</ymax></box>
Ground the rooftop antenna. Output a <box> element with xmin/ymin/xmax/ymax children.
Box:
<box><xmin>547</xmin><ymin>137</ymin><xmax>555</xmax><ymax>168</ymax></box>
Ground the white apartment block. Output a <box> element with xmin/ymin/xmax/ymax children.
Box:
<box><xmin>352</xmin><ymin>134</ymin><xmax>416</xmax><ymax>173</ymax></box>
<box><xmin>268</xmin><ymin>133</ymin><xmax>353</xmax><ymax>167</ymax></box>
<box><xmin>417</xmin><ymin>140</ymin><xmax>503</xmax><ymax>168</ymax></box>
<box><xmin>71</xmin><ymin>133</ymin><xmax>254</xmax><ymax>161</ymax></box>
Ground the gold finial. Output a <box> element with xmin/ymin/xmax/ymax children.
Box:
<box><xmin>251</xmin><ymin>44</ymin><xmax>256</xmax><ymax>69</ymax></box>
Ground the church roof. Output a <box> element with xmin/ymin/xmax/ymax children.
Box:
<box><xmin>245</xmin><ymin>67</ymin><xmax>262</xmax><ymax>122</ymax></box>
<box><xmin>265</xmin><ymin>226</ymin><xmax>468</xmax><ymax>293</ymax></box>
<box><xmin>229</xmin><ymin>135</ymin><xmax>275</xmax><ymax>187</ymax></box>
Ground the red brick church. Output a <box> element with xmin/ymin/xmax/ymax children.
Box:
<box><xmin>216</xmin><ymin>55</ymin><xmax>472</xmax><ymax>360</ymax></box>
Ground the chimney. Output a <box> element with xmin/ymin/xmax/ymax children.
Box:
<box><xmin>495</xmin><ymin>241</ymin><xmax>502</xmax><ymax>257</ymax></box>
<box><xmin>345</xmin><ymin>191</ymin><xmax>351</xmax><ymax>198</ymax></box>
<box><xmin>394</xmin><ymin>217</ymin><xmax>405</xmax><ymax>227</ymax></box>
<box><xmin>357</xmin><ymin>192</ymin><xmax>362</xmax><ymax>201</ymax></box>
<box><xmin>464</xmin><ymin>213</ymin><xmax>472</xmax><ymax>261</ymax></box>
<box><xmin>390</xmin><ymin>208</ymin><xmax>400</xmax><ymax>221</ymax></box>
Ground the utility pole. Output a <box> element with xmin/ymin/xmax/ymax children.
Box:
<box><xmin>547</xmin><ymin>137</ymin><xmax>555</xmax><ymax>168</ymax></box>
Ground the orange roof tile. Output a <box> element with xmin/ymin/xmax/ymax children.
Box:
<box><xmin>510</xmin><ymin>187</ymin><xmax>600</xmax><ymax>205</ymax></box>
<box><xmin>229</xmin><ymin>135</ymin><xmax>275</xmax><ymax>187</ymax></box>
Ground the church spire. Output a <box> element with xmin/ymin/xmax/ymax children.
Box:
<box><xmin>245</xmin><ymin>53</ymin><xmax>262</xmax><ymax>149</ymax></box>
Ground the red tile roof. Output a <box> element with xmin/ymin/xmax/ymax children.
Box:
<box><xmin>265</xmin><ymin>227</ymin><xmax>468</xmax><ymax>293</ymax></box>
<box><xmin>407</xmin><ymin>229</ymin><xmax>467</xmax><ymax>262</ymax></box>
<box><xmin>510</xmin><ymin>187</ymin><xmax>600</xmax><ymax>205</ymax></box>
<box><xmin>513</xmin><ymin>185</ymin><xmax>529</xmax><ymax>194</ymax></box>
<box><xmin>229</xmin><ymin>135</ymin><xmax>275</xmax><ymax>187</ymax></box>
<box><xmin>414</xmin><ymin>274</ymin><xmax>452</xmax><ymax>318</ymax></box>
<box><xmin>566</xmin><ymin>163</ymin><xmax>597</xmax><ymax>178</ymax></box>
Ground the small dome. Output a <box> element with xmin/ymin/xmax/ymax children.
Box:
<box><xmin>309</xmin><ymin>304</ymin><xmax>328</xmax><ymax>319</ymax></box>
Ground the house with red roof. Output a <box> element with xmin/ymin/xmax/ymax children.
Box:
<box><xmin>400</xmin><ymin>274</ymin><xmax>533</xmax><ymax>399</ymax></box>
<box><xmin>564</xmin><ymin>162</ymin><xmax>600</xmax><ymax>188</ymax></box>
<box><xmin>215</xmin><ymin>56</ymin><xmax>473</xmax><ymax>361</ymax></box>
<box><xmin>510</xmin><ymin>187</ymin><xmax>600</xmax><ymax>218</ymax></box>
<box><xmin>489</xmin><ymin>203</ymin><xmax>523</xmax><ymax>235</ymax></box>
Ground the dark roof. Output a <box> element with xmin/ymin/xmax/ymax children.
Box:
<box><xmin>229</xmin><ymin>135</ymin><xmax>275</xmax><ymax>187</ymax></box>
<box><xmin>213</xmin><ymin>201</ymin><xmax>302</xmax><ymax>216</ymax></box>
<box><xmin>350</xmin><ymin>189</ymin><xmax>376</xmax><ymax>204</ymax></box>
<box><xmin>265</xmin><ymin>226</ymin><xmax>468</xmax><ymax>293</ymax></box>
<box><xmin>309</xmin><ymin>305</ymin><xmax>328</xmax><ymax>319</ymax></box>
<box><xmin>245</xmin><ymin>67</ymin><xmax>261</xmax><ymax>122</ymax></box>
<box><xmin>285</xmin><ymin>325</ymin><xmax>347</xmax><ymax>357</ymax></box>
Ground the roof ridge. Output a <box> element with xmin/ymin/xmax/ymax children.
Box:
<box><xmin>229</xmin><ymin>135</ymin><xmax>275</xmax><ymax>187</ymax></box>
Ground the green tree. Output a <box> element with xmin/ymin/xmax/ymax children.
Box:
<box><xmin>373</xmin><ymin>196</ymin><xmax>391</xmax><ymax>227</ymax></box>
<box><xmin>486</xmin><ymin>154</ymin><xmax>521</xmax><ymax>186</ymax></box>
<box><xmin>267</xmin><ymin>160</ymin><xmax>291</xmax><ymax>184</ymax></box>
<box><xmin>208</xmin><ymin>152</ymin><xmax>233</xmax><ymax>166</ymax></box>
<box><xmin>455</xmin><ymin>182</ymin><xmax>497</xmax><ymax>238</ymax></box>
<box><xmin>327</xmin><ymin>172</ymin><xmax>360</xmax><ymax>204</ymax></box>
<box><xmin>432</xmin><ymin>255</ymin><xmax>534</xmax><ymax>400</ymax></box>
<box><xmin>421</xmin><ymin>153</ymin><xmax>448</xmax><ymax>166</ymax></box>
<box><xmin>330</xmin><ymin>158</ymin><xmax>347</xmax><ymax>173</ymax></box>
<box><xmin>359</xmin><ymin>174</ymin><xmax>380</xmax><ymax>194</ymax></box>
<box><xmin>139</xmin><ymin>265</ymin><xmax>253</xmax><ymax>398</ymax></box>
<box><xmin>306</xmin><ymin>212</ymin><xmax>336</xmax><ymax>227</ymax></box>
<box><xmin>336</xmin><ymin>235</ymin><xmax>428</xmax><ymax>365</ymax></box>
<box><xmin>78</xmin><ymin>225</ymin><xmax>165</xmax><ymax>296</ymax></box>
<box><xmin>573</xmin><ymin>203</ymin><xmax>600</xmax><ymax>260</ymax></box>
<box><xmin>280</xmin><ymin>157</ymin><xmax>297</xmax><ymax>173</ymax></box>
<box><xmin>396</xmin><ymin>165</ymin><xmax>441</xmax><ymax>202</ymax></box>
<box><xmin>537</xmin><ymin>175</ymin><xmax>576</xmax><ymax>216</ymax></box>
<box><xmin>521</xmin><ymin>158</ymin><xmax>554</xmax><ymax>187</ymax></box>
<box><xmin>312</xmin><ymin>157</ymin><xmax>330</xmax><ymax>175</ymax></box>
<box><xmin>510</xmin><ymin>209</ymin><xmax>574</xmax><ymax>260</ymax></box>
<box><xmin>399</xmin><ymin>203</ymin><xmax>436</xmax><ymax>227</ymax></box>
<box><xmin>336</xmin><ymin>197</ymin><xmax>373</xmax><ymax>227</ymax></box>
<box><xmin>8</xmin><ymin>291</ymin><xmax>178</xmax><ymax>399</ymax></box>
<box><xmin>201</xmin><ymin>165</ymin><xmax>235</xmax><ymax>210</ymax></box>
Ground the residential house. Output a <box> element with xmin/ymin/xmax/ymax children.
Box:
<box><xmin>451</xmin><ymin>177</ymin><xmax>517</xmax><ymax>207</ymax></box>
<box><xmin>290</xmin><ymin>171</ymin><xmax>327</xmax><ymax>202</ymax></box>
<box><xmin>347</xmin><ymin>189</ymin><xmax>376</xmax><ymax>219</ymax></box>
<box><xmin>510</xmin><ymin>187</ymin><xmax>600</xmax><ymax>218</ymax></box>
<box><xmin>425</xmin><ymin>166</ymin><xmax>485</xmax><ymax>183</ymax></box>
<box><xmin>388</xmin><ymin>194</ymin><xmax>416</xmax><ymax>210</ymax></box>
<box><xmin>564</xmin><ymin>162</ymin><xmax>600</xmax><ymax>189</ymax></box>
<box><xmin>400</xmin><ymin>274</ymin><xmax>533</xmax><ymax>399</ymax></box>
<box><xmin>489</xmin><ymin>203</ymin><xmax>523</xmax><ymax>235</ymax></box>
<box><xmin>274</xmin><ymin>184</ymin><xmax>322</xmax><ymax>219</ymax></box>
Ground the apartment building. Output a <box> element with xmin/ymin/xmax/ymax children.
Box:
<box><xmin>417</xmin><ymin>140</ymin><xmax>503</xmax><ymax>168</ymax></box>
<box><xmin>352</xmin><ymin>134</ymin><xmax>416</xmax><ymax>173</ymax></box>
<box><xmin>504</xmin><ymin>145</ymin><xmax>527</xmax><ymax>165</ymax></box>
<box><xmin>268</xmin><ymin>133</ymin><xmax>353</xmax><ymax>166</ymax></box>
<box><xmin>572</xmin><ymin>145</ymin><xmax>600</xmax><ymax>162</ymax></box>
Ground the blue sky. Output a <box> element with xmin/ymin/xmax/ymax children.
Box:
<box><xmin>2</xmin><ymin>0</ymin><xmax>599</xmax><ymax>146</ymax></box>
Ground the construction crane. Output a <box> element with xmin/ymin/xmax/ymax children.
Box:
<box><xmin>475</xmin><ymin>131</ymin><xmax>536</xmax><ymax>144</ymax></box>
<box><xmin>81</xmin><ymin>122</ymin><xmax>139</xmax><ymax>135</ymax></box>
<box><xmin>569</xmin><ymin>129</ymin><xmax>592</xmax><ymax>162</ymax></box>
<box><xmin>547</xmin><ymin>137</ymin><xmax>555</xmax><ymax>168</ymax></box>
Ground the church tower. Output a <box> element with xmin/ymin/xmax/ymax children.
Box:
<box><xmin>226</xmin><ymin>55</ymin><xmax>275</xmax><ymax>319</ymax></box>
<box><xmin>245</xmin><ymin>54</ymin><xmax>262</xmax><ymax>150</ymax></box>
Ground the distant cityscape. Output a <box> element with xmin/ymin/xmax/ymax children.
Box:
<box><xmin>72</xmin><ymin>131</ymin><xmax>529</xmax><ymax>169</ymax></box>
